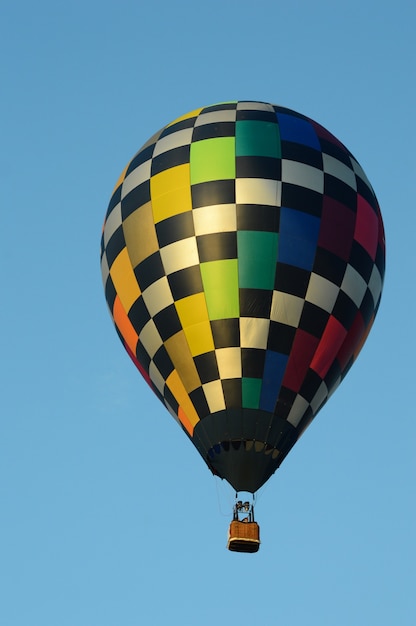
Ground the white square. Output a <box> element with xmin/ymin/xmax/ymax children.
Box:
<box><xmin>282</xmin><ymin>160</ymin><xmax>324</xmax><ymax>194</ymax></box>
<box><xmin>287</xmin><ymin>395</ymin><xmax>310</xmax><ymax>428</ymax></box>
<box><xmin>193</xmin><ymin>204</ymin><xmax>237</xmax><ymax>236</ymax></box>
<box><xmin>203</xmin><ymin>380</ymin><xmax>226</xmax><ymax>413</ymax></box>
<box><xmin>341</xmin><ymin>264</ymin><xmax>368</xmax><ymax>307</ymax></box>
<box><xmin>141</xmin><ymin>276</ymin><xmax>173</xmax><ymax>317</ymax></box>
<box><xmin>103</xmin><ymin>202</ymin><xmax>122</xmax><ymax>246</ymax></box>
<box><xmin>323</xmin><ymin>154</ymin><xmax>356</xmax><ymax>190</ymax></box>
<box><xmin>368</xmin><ymin>265</ymin><xmax>383</xmax><ymax>307</ymax></box>
<box><xmin>270</xmin><ymin>291</ymin><xmax>304</xmax><ymax>327</ymax></box>
<box><xmin>152</xmin><ymin>128</ymin><xmax>194</xmax><ymax>157</ymax></box>
<box><xmin>215</xmin><ymin>347</ymin><xmax>242</xmax><ymax>379</ymax></box>
<box><xmin>138</xmin><ymin>319</ymin><xmax>163</xmax><ymax>359</ymax></box>
<box><xmin>236</xmin><ymin>178</ymin><xmax>281</xmax><ymax>206</ymax></box>
<box><xmin>160</xmin><ymin>237</ymin><xmax>199</xmax><ymax>275</ymax></box>
<box><xmin>240</xmin><ymin>318</ymin><xmax>270</xmax><ymax>349</ymax></box>
<box><xmin>306</xmin><ymin>273</ymin><xmax>339</xmax><ymax>313</ymax></box>
<box><xmin>121</xmin><ymin>160</ymin><xmax>152</xmax><ymax>197</ymax></box>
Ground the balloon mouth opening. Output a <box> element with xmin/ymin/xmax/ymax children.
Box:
<box><xmin>208</xmin><ymin>439</ymin><xmax>280</xmax><ymax>460</ymax></box>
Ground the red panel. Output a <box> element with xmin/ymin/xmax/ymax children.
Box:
<box><xmin>282</xmin><ymin>330</ymin><xmax>320</xmax><ymax>392</ymax></box>
<box><xmin>318</xmin><ymin>196</ymin><xmax>355</xmax><ymax>261</ymax></box>
<box><xmin>311</xmin><ymin>316</ymin><xmax>347</xmax><ymax>378</ymax></box>
<box><xmin>354</xmin><ymin>195</ymin><xmax>379</xmax><ymax>260</ymax></box>
<box><xmin>336</xmin><ymin>311</ymin><xmax>365</xmax><ymax>371</ymax></box>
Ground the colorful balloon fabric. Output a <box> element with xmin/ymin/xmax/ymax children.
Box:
<box><xmin>101</xmin><ymin>101</ymin><xmax>385</xmax><ymax>493</ymax></box>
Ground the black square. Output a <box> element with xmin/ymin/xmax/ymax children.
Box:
<box><xmin>274</xmin><ymin>387</ymin><xmax>297</xmax><ymax>419</ymax></box>
<box><xmin>332</xmin><ymin>291</ymin><xmax>357</xmax><ymax>330</ymax></box>
<box><xmin>211</xmin><ymin>318</ymin><xmax>240</xmax><ymax>348</ymax></box>
<box><xmin>299</xmin><ymin>369</ymin><xmax>323</xmax><ymax>403</ymax></box>
<box><xmin>324</xmin><ymin>174</ymin><xmax>357</xmax><ymax>211</ymax></box>
<box><xmin>222</xmin><ymin>379</ymin><xmax>242</xmax><ymax>407</ymax></box>
<box><xmin>105</xmin><ymin>274</ymin><xmax>117</xmax><ymax>311</ymax></box>
<box><xmin>275</xmin><ymin>263</ymin><xmax>310</xmax><ymax>298</ymax></box>
<box><xmin>126</xmin><ymin>144</ymin><xmax>155</xmax><ymax>175</ymax></box>
<box><xmin>189</xmin><ymin>387</ymin><xmax>210</xmax><ymax>419</ymax></box>
<box><xmin>197</xmin><ymin>232</ymin><xmax>237</xmax><ymax>262</ymax></box>
<box><xmin>151</xmin><ymin>145</ymin><xmax>190</xmax><ymax>176</ymax></box>
<box><xmin>105</xmin><ymin>225</ymin><xmax>126</xmax><ymax>267</ymax></box>
<box><xmin>348</xmin><ymin>241</ymin><xmax>374</xmax><ymax>283</ymax></box>
<box><xmin>241</xmin><ymin>348</ymin><xmax>265</xmax><ymax>378</ymax></box>
<box><xmin>134</xmin><ymin>252</ymin><xmax>165</xmax><ymax>291</ymax></box>
<box><xmin>168</xmin><ymin>265</ymin><xmax>203</xmax><ymax>300</ymax></box>
<box><xmin>299</xmin><ymin>302</ymin><xmax>330</xmax><ymax>338</ymax></box>
<box><xmin>136</xmin><ymin>341</ymin><xmax>151</xmax><ymax>372</ymax></box>
<box><xmin>194</xmin><ymin>352</ymin><xmax>219</xmax><ymax>384</ymax></box>
<box><xmin>267</xmin><ymin>321</ymin><xmax>296</xmax><ymax>354</ymax></box>
<box><xmin>281</xmin><ymin>183</ymin><xmax>322</xmax><ymax>217</ymax></box>
<box><xmin>281</xmin><ymin>141</ymin><xmax>322</xmax><ymax>169</ymax></box>
<box><xmin>191</xmin><ymin>180</ymin><xmax>235</xmax><ymax>208</ymax></box>
<box><xmin>156</xmin><ymin>211</ymin><xmax>195</xmax><ymax>248</ymax></box>
<box><xmin>236</xmin><ymin>156</ymin><xmax>281</xmax><ymax>180</ymax></box>
<box><xmin>239</xmin><ymin>288</ymin><xmax>272</xmax><ymax>318</ymax></box>
<box><xmin>313</xmin><ymin>248</ymin><xmax>347</xmax><ymax>286</ymax></box>
<box><xmin>153</xmin><ymin>304</ymin><xmax>182</xmax><ymax>341</ymax></box>
<box><xmin>237</xmin><ymin>204</ymin><xmax>279</xmax><ymax>232</ymax></box>
<box><xmin>153</xmin><ymin>345</ymin><xmax>174</xmax><ymax>380</ymax></box>
<box><xmin>121</xmin><ymin>180</ymin><xmax>150</xmax><ymax>219</ymax></box>
<box><xmin>128</xmin><ymin>296</ymin><xmax>150</xmax><ymax>334</ymax></box>
<box><xmin>192</xmin><ymin>122</ymin><xmax>236</xmax><ymax>141</ymax></box>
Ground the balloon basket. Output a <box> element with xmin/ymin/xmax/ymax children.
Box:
<box><xmin>227</xmin><ymin>520</ymin><xmax>260</xmax><ymax>553</ymax></box>
<box><xmin>227</xmin><ymin>499</ymin><xmax>260</xmax><ymax>553</ymax></box>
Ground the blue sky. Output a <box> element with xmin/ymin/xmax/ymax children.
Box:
<box><xmin>1</xmin><ymin>1</ymin><xmax>414</xmax><ymax>624</ymax></box>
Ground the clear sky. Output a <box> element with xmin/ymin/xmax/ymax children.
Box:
<box><xmin>1</xmin><ymin>1</ymin><xmax>414</xmax><ymax>624</ymax></box>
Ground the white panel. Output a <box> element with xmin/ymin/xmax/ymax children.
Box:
<box><xmin>323</xmin><ymin>154</ymin><xmax>357</xmax><ymax>190</ymax></box>
<box><xmin>305</xmin><ymin>273</ymin><xmax>339</xmax><ymax>313</ymax></box>
<box><xmin>203</xmin><ymin>380</ymin><xmax>226</xmax><ymax>413</ymax></box>
<box><xmin>193</xmin><ymin>204</ymin><xmax>237</xmax><ymax>235</ymax></box>
<box><xmin>216</xmin><ymin>347</ymin><xmax>242</xmax><ymax>379</ymax></box>
<box><xmin>341</xmin><ymin>264</ymin><xmax>368</xmax><ymax>307</ymax></box>
<box><xmin>368</xmin><ymin>264</ymin><xmax>383</xmax><ymax>307</ymax></box>
<box><xmin>270</xmin><ymin>291</ymin><xmax>304</xmax><ymax>327</ymax></box>
<box><xmin>103</xmin><ymin>202</ymin><xmax>122</xmax><ymax>246</ymax></box>
<box><xmin>194</xmin><ymin>110</ymin><xmax>237</xmax><ymax>125</ymax></box>
<box><xmin>282</xmin><ymin>160</ymin><xmax>324</xmax><ymax>194</ymax></box>
<box><xmin>236</xmin><ymin>178</ymin><xmax>281</xmax><ymax>206</ymax></box>
<box><xmin>160</xmin><ymin>237</ymin><xmax>199</xmax><ymax>274</ymax></box>
<box><xmin>240</xmin><ymin>318</ymin><xmax>270</xmax><ymax>349</ymax></box>
<box><xmin>310</xmin><ymin>381</ymin><xmax>328</xmax><ymax>414</ymax></box>
<box><xmin>287</xmin><ymin>395</ymin><xmax>310</xmax><ymax>428</ymax></box>
<box><xmin>148</xmin><ymin>361</ymin><xmax>166</xmax><ymax>394</ymax></box>
<box><xmin>101</xmin><ymin>252</ymin><xmax>110</xmax><ymax>286</ymax></box>
<box><xmin>121</xmin><ymin>160</ymin><xmax>152</xmax><ymax>196</ymax></box>
<box><xmin>139</xmin><ymin>319</ymin><xmax>163</xmax><ymax>358</ymax></box>
<box><xmin>141</xmin><ymin>277</ymin><xmax>173</xmax><ymax>317</ymax></box>
<box><xmin>236</xmin><ymin>102</ymin><xmax>275</xmax><ymax>112</ymax></box>
<box><xmin>152</xmin><ymin>128</ymin><xmax>194</xmax><ymax>156</ymax></box>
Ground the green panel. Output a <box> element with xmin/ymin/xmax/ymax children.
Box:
<box><xmin>236</xmin><ymin>121</ymin><xmax>281</xmax><ymax>157</ymax></box>
<box><xmin>200</xmin><ymin>259</ymin><xmax>239</xmax><ymax>320</ymax></box>
<box><xmin>242</xmin><ymin>378</ymin><xmax>262</xmax><ymax>409</ymax></box>
<box><xmin>190</xmin><ymin>137</ymin><xmax>236</xmax><ymax>184</ymax></box>
<box><xmin>238</xmin><ymin>231</ymin><xmax>278</xmax><ymax>289</ymax></box>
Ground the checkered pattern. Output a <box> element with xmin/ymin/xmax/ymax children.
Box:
<box><xmin>101</xmin><ymin>101</ymin><xmax>385</xmax><ymax>492</ymax></box>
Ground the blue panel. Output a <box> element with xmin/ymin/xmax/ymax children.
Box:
<box><xmin>260</xmin><ymin>351</ymin><xmax>288</xmax><ymax>412</ymax></box>
<box><xmin>276</xmin><ymin>113</ymin><xmax>320</xmax><ymax>150</ymax></box>
<box><xmin>278</xmin><ymin>207</ymin><xmax>321</xmax><ymax>270</ymax></box>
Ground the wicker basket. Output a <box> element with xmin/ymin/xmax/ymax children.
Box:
<box><xmin>227</xmin><ymin>520</ymin><xmax>260</xmax><ymax>553</ymax></box>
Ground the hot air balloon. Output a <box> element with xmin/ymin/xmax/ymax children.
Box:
<box><xmin>101</xmin><ymin>101</ymin><xmax>385</xmax><ymax>552</ymax></box>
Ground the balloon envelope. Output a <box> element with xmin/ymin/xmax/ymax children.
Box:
<box><xmin>101</xmin><ymin>101</ymin><xmax>385</xmax><ymax>493</ymax></box>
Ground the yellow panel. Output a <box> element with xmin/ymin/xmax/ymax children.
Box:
<box><xmin>123</xmin><ymin>202</ymin><xmax>159</xmax><ymax>267</ymax></box>
<box><xmin>150</xmin><ymin>164</ymin><xmax>192</xmax><ymax>223</ymax></box>
<box><xmin>166</xmin><ymin>370</ymin><xmax>200</xmax><ymax>434</ymax></box>
<box><xmin>110</xmin><ymin>248</ymin><xmax>141</xmax><ymax>313</ymax></box>
<box><xmin>167</xmin><ymin>107</ymin><xmax>203</xmax><ymax>126</ymax></box>
<box><xmin>112</xmin><ymin>295</ymin><xmax>139</xmax><ymax>356</ymax></box>
<box><xmin>164</xmin><ymin>331</ymin><xmax>201</xmax><ymax>393</ymax></box>
<box><xmin>183</xmin><ymin>321</ymin><xmax>215</xmax><ymax>356</ymax></box>
<box><xmin>175</xmin><ymin>293</ymin><xmax>209</xmax><ymax>327</ymax></box>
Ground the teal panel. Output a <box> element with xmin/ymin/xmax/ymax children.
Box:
<box><xmin>238</xmin><ymin>231</ymin><xmax>278</xmax><ymax>290</ymax></box>
<box><xmin>236</xmin><ymin>121</ymin><xmax>281</xmax><ymax>158</ymax></box>
<box><xmin>242</xmin><ymin>378</ymin><xmax>262</xmax><ymax>409</ymax></box>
